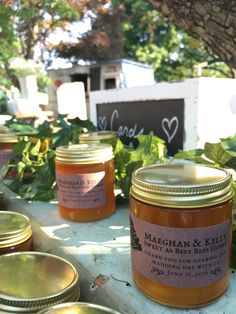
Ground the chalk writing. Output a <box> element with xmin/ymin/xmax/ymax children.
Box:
<box><xmin>98</xmin><ymin>109</ymin><xmax>144</xmax><ymax>138</ymax></box>
<box><xmin>162</xmin><ymin>116</ymin><xmax>179</xmax><ymax>143</ymax></box>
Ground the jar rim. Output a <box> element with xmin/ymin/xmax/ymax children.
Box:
<box><xmin>37</xmin><ymin>302</ymin><xmax>122</xmax><ymax>314</ymax></box>
<box><xmin>80</xmin><ymin>131</ymin><xmax>117</xmax><ymax>141</ymax></box>
<box><xmin>0</xmin><ymin>251</ymin><xmax>80</xmax><ymax>312</ymax></box>
<box><xmin>55</xmin><ymin>143</ymin><xmax>113</xmax><ymax>164</ymax></box>
<box><xmin>0</xmin><ymin>211</ymin><xmax>32</xmax><ymax>248</ymax></box>
<box><xmin>130</xmin><ymin>163</ymin><xmax>233</xmax><ymax>208</ymax></box>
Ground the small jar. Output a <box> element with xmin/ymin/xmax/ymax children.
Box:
<box><xmin>37</xmin><ymin>302</ymin><xmax>122</xmax><ymax>314</ymax></box>
<box><xmin>0</xmin><ymin>251</ymin><xmax>80</xmax><ymax>313</ymax></box>
<box><xmin>80</xmin><ymin>131</ymin><xmax>118</xmax><ymax>149</ymax></box>
<box><xmin>0</xmin><ymin>129</ymin><xmax>18</xmax><ymax>178</ymax></box>
<box><xmin>55</xmin><ymin>143</ymin><xmax>116</xmax><ymax>222</ymax></box>
<box><xmin>0</xmin><ymin>211</ymin><xmax>33</xmax><ymax>255</ymax></box>
<box><xmin>129</xmin><ymin>163</ymin><xmax>233</xmax><ymax>308</ymax></box>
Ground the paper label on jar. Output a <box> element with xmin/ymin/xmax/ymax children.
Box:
<box><xmin>130</xmin><ymin>214</ymin><xmax>230</xmax><ymax>288</ymax></box>
<box><xmin>56</xmin><ymin>172</ymin><xmax>105</xmax><ymax>209</ymax></box>
<box><xmin>0</xmin><ymin>149</ymin><xmax>14</xmax><ymax>168</ymax></box>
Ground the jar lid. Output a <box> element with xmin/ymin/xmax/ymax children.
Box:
<box><xmin>130</xmin><ymin>163</ymin><xmax>233</xmax><ymax>208</ymax></box>
<box><xmin>0</xmin><ymin>252</ymin><xmax>80</xmax><ymax>312</ymax></box>
<box><xmin>37</xmin><ymin>302</ymin><xmax>122</xmax><ymax>314</ymax></box>
<box><xmin>80</xmin><ymin>131</ymin><xmax>118</xmax><ymax>142</ymax></box>
<box><xmin>0</xmin><ymin>211</ymin><xmax>32</xmax><ymax>248</ymax></box>
<box><xmin>55</xmin><ymin>143</ymin><xmax>113</xmax><ymax>164</ymax></box>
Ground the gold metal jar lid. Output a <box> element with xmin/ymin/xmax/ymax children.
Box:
<box><xmin>80</xmin><ymin>131</ymin><xmax>118</xmax><ymax>143</ymax></box>
<box><xmin>0</xmin><ymin>251</ymin><xmax>80</xmax><ymax>313</ymax></box>
<box><xmin>37</xmin><ymin>302</ymin><xmax>122</xmax><ymax>314</ymax></box>
<box><xmin>55</xmin><ymin>143</ymin><xmax>113</xmax><ymax>164</ymax></box>
<box><xmin>0</xmin><ymin>211</ymin><xmax>32</xmax><ymax>248</ymax></box>
<box><xmin>130</xmin><ymin>163</ymin><xmax>233</xmax><ymax>208</ymax></box>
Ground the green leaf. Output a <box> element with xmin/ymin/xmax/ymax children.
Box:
<box><xmin>126</xmin><ymin>160</ymin><xmax>143</xmax><ymax>178</ymax></box>
<box><xmin>30</xmin><ymin>139</ymin><xmax>41</xmax><ymax>156</ymax></box>
<box><xmin>204</xmin><ymin>142</ymin><xmax>232</xmax><ymax>165</ymax></box>
<box><xmin>221</xmin><ymin>139</ymin><xmax>236</xmax><ymax>157</ymax></box>
<box><xmin>51</xmin><ymin>128</ymin><xmax>71</xmax><ymax>148</ymax></box>
<box><xmin>7</xmin><ymin>123</ymin><xmax>38</xmax><ymax>136</ymax></box>
<box><xmin>173</xmin><ymin>149</ymin><xmax>209</xmax><ymax>164</ymax></box>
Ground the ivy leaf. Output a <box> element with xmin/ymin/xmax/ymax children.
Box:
<box><xmin>204</xmin><ymin>142</ymin><xmax>232</xmax><ymax>165</ymax></box>
<box><xmin>172</xmin><ymin>148</ymin><xmax>208</xmax><ymax>164</ymax></box>
<box><xmin>30</xmin><ymin>139</ymin><xmax>41</xmax><ymax>156</ymax></box>
<box><xmin>7</xmin><ymin>123</ymin><xmax>38</xmax><ymax>135</ymax></box>
<box><xmin>51</xmin><ymin>127</ymin><xmax>71</xmax><ymax>148</ymax></box>
<box><xmin>221</xmin><ymin>139</ymin><xmax>236</xmax><ymax>157</ymax></box>
<box><xmin>126</xmin><ymin>160</ymin><xmax>143</xmax><ymax>178</ymax></box>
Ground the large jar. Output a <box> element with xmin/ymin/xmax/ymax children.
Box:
<box><xmin>129</xmin><ymin>163</ymin><xmax>233</xmax><ymax>308</ymax></box>
<box><xmin>55</xmin><ymin>143</ymin><xmax>116</xmax><ymax>222</ymax></box>
<box><xmin>0</xmin><ymin>211</ymin><xmax>33</xmax><ymax>255</ymax></box>
<box><xmin>0</xmin><ymin>251</ymin><xmax>80</xmax><ymax>313</ymax></box>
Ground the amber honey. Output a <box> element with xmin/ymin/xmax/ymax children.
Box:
<box><xmin>129</xmin><ymin>163</ymin><xmax>233</xmax><ymax>308</ymax></box>
<box><xmin>55</xmin><ymin>143</ymin><xmax>115</xmax><ymax>222</ymax></box>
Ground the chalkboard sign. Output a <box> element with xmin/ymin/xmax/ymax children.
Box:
<box><xmin>96</xmin><ymin>99</ymin><xmax>184</xmax><ymax>155</ymax></box>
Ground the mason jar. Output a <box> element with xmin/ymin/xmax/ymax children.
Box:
<box><xmin>55</xmin><ymin>143</ymin><xmax>116</xmax><ymax>222</ymax></box>
<box><xmin>129</xmin><ymin>163</ymin><xmax>233</xmax><ymax>308</ymax></box>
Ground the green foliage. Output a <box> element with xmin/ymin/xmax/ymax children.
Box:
<box><xmin>2</xmin><ymin>116</ymin><xmax>96</xmax><ymax>201</ymax></box>
<box><xmin>0</xmin><ymin>0</ymin><xmax>234</xmax><ymax>89</ymax></box>
<box><xmin>37</xmin><ymin>73</ymin><xmax>52</xmax><ymax>93</ymax></box>
<box><xmin>2</xmin><ymin>116</ymin><xmax>167</xmax><ymax>202</ymax></box>
<box><xmin>0</xmin><ymin>0</ymin><xmax>80</xmax><ymax>87</ymax></box>
<box><xmin>114</xmin><ymin>132</ymin><xmax>167</xmax><ymax>198</ymax></box>
<box><xmin>118</xmin><ymin>0</ymin><xmax>233</xmax><ymax>81</ymax></box>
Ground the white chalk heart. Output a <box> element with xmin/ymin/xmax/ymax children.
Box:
<box><xmin>162</xmin><ymin>116</ymin><xmax>179</xmax><ymax>143</ymax></box>
<box><xmin>98</xmin><ymin>116</ymin><xmax>107</xmax><ymax>130</ymax></box>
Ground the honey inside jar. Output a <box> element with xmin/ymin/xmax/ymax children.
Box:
<box><xmin>55</xmin><ymin>143</ymin><xmax>116</xmax><ymax>222</ymax></box>
<box><xmin>129</xmin><ymin>163</ymin><xmax>233</xmax><ymax>308</ymax></box>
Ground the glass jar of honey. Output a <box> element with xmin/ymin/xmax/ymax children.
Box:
<box><xmin>0</xmin><ymin>251</ymin><xmax>80</xmax><ymax>313</ymax></box>
<box><xmin>129</xmin><ymin>163</ymin><xmax>233</xmax><ymax>308</ymax></box>
<box><xmin>0</xmin><ymin>129</ymin><xmax>17</xmax><ymax>177</ymax></box>
<box><xmin>0</xmin><ymin>211</ymin><xmax>33</xmax><ymax>255</ymax></box>
<box><xmin>55</xmin><ymin>143</ymin><xmax>116</xmax><ymax>222</ymax></box>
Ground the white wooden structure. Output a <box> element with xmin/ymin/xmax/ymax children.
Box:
<box><xmin>47</xmin><ymin>59</ymin><xmax>155</xmax><ymax>116</ymax></box>
<box><xmin>89</xmin><ymin>77</ymin><xmax>236</xmax><ymax>150</ymax></box>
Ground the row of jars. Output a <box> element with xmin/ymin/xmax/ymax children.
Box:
<box><xmin>0</xmin><ymin>127</ymin><xmax>234</xmax><ymax>308</ymax></box>
<box><xmin>0</xmin><ymin>210</ymin><xmax>121</xmax><ymax>313</ymax></box>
